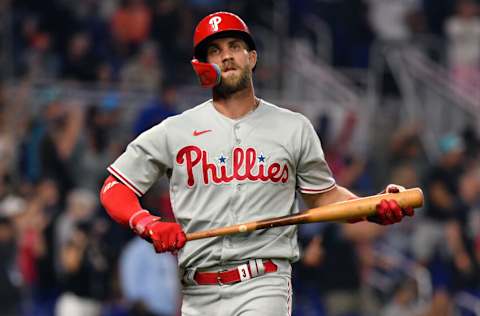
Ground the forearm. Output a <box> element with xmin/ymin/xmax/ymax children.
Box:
<box><xmin>302</xmin><ymin>183</ymin><xmax>414</xmax><ymax>226</ymax></box>
<box><xmin>301</xmin><ymin>185</ymin><xmax>357</xmax><ymax>209</ymax></box>
<box><xmin>99</xmin><ymin>175</ymin><xmax>145</xmax><ymax>227</ymax></box>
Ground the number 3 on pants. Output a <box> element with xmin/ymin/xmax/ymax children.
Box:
<box><xmin>238</xmin><ymin>264</ymin><xmax>251</xmax><ymax>281</ymax></box>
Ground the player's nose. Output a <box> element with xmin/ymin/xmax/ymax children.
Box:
<box><xmin>221</xmin><ymin>50</ymin><xmax>234</xmax><ymax>63</ymax></box>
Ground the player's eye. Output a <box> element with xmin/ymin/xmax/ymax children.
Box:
<box><xmin>231</xmin><ymin>42</ymin><xmax>242</xmax><ymax>51</ymax></box>
<box><xmin>207</xmin><ymin>46</ymin><xmax>220</xmax><ymax>56</ymax></box>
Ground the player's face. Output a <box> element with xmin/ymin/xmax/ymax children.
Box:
<box><xmin>206</xmin><ymin>37</ymin><xmax>257</xmax><ymax>95</ymax></box>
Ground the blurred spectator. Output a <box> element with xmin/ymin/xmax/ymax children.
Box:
<box><xmin>0</xmin><ymin>216</ymin><xmax>21</xmax><ymax>316</ymax></box>
<box><xmin>133</xmin><ymin>84</ymin><xmax>178</xmax><ymax>135</ymax></box>
<box><xmin>296</xmin><ymin>222</ymin><xmax>384</xmax><ymax>316</ymax></box>
<box><xmin>427</xmin><ymin>133</ymin><xmax>465</xmax><ymax>215</ymax></box>
<box><xmin>12</xmin><ymin>0</ymin><xmax>78</xmax><ymax>56</ymax></box>
<box><xmin>445</xmin><ymin>0</ymin><xmax>480</xmax><ymax>94</ymax></box>
<box><xmin>380</xmin><ymin>278</ymin><xmax>420</xmax><ymax>316</ymax></box>
<box><xmin>389</xmin><ymin>163</ymin><xmax>420</xmax><ymax>194</ymax></box>
<box><xmin>39</xmin><ymin>102</ymin><xmax>84</xmax><ymax>199</ymax></box>
<box><xmin>413</xmin><ymin>134</ymin><xmax>465</xmax><ymax>285</ymax></box>
<box><xmin>0</xmin><ymin>81</ymin><xmax>31</xmax><ymax>185</ymax></box>
<box><xmin>111</xmin><ymin>0</ymin><xmax>152</xmax><ymax>51</ymax></box>
<box><xmin>22</xmin><ymin>32</ymin><xmax>60</xmax><ymax>80</ymax></box>
<box><xmin>428</xmin><ymin>290</ymin><xmax>455</xmax><ymax>316</ymax></box>
<box><xmin>317</xmin><ymin>112</ymin><xmax>372</xmax><ymax>194</ymax></box>
<box><xmin>0</xmin><ymin>124</ymin><xmax>15</xmax><ymax>182</ymax></box>
<box><xmin>388</xmin><ymin>123</ymin><xmax>428</xmax><ymax>184</ymax></box>
<box><xmin>20</xmin><ymin>89</ymin><xmax>60</xmax><ymax>183</ymax></box>
<box><xmin>367</xmin><ymin>0</ymin><xmax>422</xmax><ymax>42</ymax></box>
<box><xmin>55</xmin><ymin>189</ymin><xmax>97</xmax><ymax>259</ymax></box>
<box><xmin>119</xmin><ymin>237</ymin><xmax>181</xmax><ymax>316</ymax></box>
<box><xmin>72</xmin><ymin>2</ymin><xmax>112</xmax><ymax>63</ymax></box>
<box><xmin>13</xmin><ymin>15</ymin><xmax>42</xmax><ymax>76</ymax></box>
<box><xmin>120</xmin><ymin>42</ymin><xmax>163</xmax><ymax>93</ymax></box>
<box><xmin>55</xmin><ymin>220</ymin><xmax>111</xmax><ymax>316</ymax></box>
<box><xmin>379</xmin><ymin>277</ymin><xmax>452</xmax><ymax>316</ymax></box>
<box><xmin>445</xmin><ymin>170</ymin><xmax>480</xmax><ymax>291</ymax></box>
<box><xmin>15</xmin><ymin>179</ymin><xmax>62</xmax><ymax>316</ymax></box>
<box><xmin>77</xmin><ymin>103</ymin><xmax>121</xmax><ymax>192</ymax></box>
<box><xmin>62</xmin><ymin>32</ymin><xmax>99</xmax><ymax>82</ymax></box>
<box><xmin>389</xmin><ymin>123</ymin><xmax>423</xmax><ymax>165</ymax></box>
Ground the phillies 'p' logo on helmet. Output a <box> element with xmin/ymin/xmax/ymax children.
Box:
<box><xmin>209</xmin><ymin>16</ymin><xmax>222</xmax><ymax>32</ymax></box>
<box><xmin>193</xmin><ymin>11</ymin><xmax>256</xmax><ymax>61</ymax></box>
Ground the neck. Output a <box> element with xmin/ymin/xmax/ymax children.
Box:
<box><xmin>212</xmin><ymin>85</ymin><xmax>258</xmax><ymax>119</ymax></box>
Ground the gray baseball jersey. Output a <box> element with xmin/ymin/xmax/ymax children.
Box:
<box><xmin>108</xmin><ymin>99</ymin><xmax>335</xmax><ymax>271</ymax></box>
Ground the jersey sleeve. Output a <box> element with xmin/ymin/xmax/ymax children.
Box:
<box><xmin>107</xmin><ymin>123</ymin><xmax>171</xmax><ymax>196</ymax></box>
<box><xmin>296</xmin><ymin>116</ymin><xmax>336</xmax><ymax>194</ymax></box>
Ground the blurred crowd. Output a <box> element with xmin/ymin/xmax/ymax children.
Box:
<box><xmin>1</xmin><ymin>1</ymin><xmax>480</xmax><ymax>316</ymax></box>
<box><xmin>8</xmin><ymin>0</ymin><xmax>278</xmax><ymax>86</ymax></box>
<box><xmin>5</xmin><ymin>0</ymin><xmax>480</xmax><ymax>89</ymax></box>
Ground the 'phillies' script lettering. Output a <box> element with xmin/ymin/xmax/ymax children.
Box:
<box><xmin>176</xmin><ymin>146</ymin><xmax>289</xmax><ymax>186</ymax></box>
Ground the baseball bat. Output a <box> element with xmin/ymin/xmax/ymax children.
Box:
<box><xmin>186</xmin><ymin>188</ymin><xmax>423</xmax><ymax>241</ymax></box>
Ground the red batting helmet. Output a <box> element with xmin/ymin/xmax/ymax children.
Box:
<box><xmin>193</xmin><ymin>11</ymin><xmax>256</xmax><ymax>61</ymax></box>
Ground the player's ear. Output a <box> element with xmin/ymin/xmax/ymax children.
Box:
<box><xmin>248</xmin><ymin>50</ymin><xmax>257</xmax><ymax>71</ymax></box>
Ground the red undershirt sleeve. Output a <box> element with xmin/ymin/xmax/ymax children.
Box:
<box><xmin>100</xmin><ymin>175</ymin><xmax>144</xmax><ymax>227</ymax></box>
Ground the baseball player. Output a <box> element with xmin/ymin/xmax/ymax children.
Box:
<box><xmin>100</xmin><ymin>11</ymin><xmax>414</xmax><ymax>316</ymax></box>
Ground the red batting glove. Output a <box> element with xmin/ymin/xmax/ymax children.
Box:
<box><xmin>129</xmin><ymin>210</ymin><xmax>186</xmax><ymax>253</ymax></box>
<box><xmin>367</xmin><ymin>184</ymin><xmax>414</xmax><ymax>225</ymax></box>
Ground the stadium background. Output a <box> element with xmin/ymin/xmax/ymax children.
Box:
<box><xmin>0</xmin><ymin>0</ymin><xmax>480</xmax><ymax>315</ymax></box>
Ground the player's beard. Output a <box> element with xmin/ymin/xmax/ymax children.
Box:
<box><xmin>214</xmin><ymin>64</ymin><xmax>251</xmax><ymax>97</ymax></box>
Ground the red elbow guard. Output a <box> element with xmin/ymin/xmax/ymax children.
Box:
<box><xmin>100</xmin><ymin>175</ymin><xmax>144</xmax><ymax>227</ymax></box>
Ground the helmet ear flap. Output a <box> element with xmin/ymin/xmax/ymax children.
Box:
<box><xmin>191</xmin><ymin>59</ymin><xmax>222</xmax><ymax>88</ymax></box>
